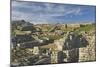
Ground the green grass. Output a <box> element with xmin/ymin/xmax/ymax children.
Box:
<box><xmin>74</xmin><ymin>24</ymin><xmax>95</xmax><ymax>34</ymax></box>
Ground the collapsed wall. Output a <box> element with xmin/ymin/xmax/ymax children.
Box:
<box><xmin>50</xmin><ymin>31</ymin><xmax>96</xmax><ymax>63</ymax></box>
<box><xmin>79</xmin><ymin>32</ymin><xmax>96</xmax><ymax>62</ymax></box>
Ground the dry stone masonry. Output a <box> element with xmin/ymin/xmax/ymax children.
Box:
<box><xmin>11</xmin><ymin>21</ymin><xmax>96</xmax><ymax>66</ymax></box>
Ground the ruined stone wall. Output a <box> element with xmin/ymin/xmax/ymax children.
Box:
<box><xmin>50</xmin><ymin>31</ymin><xmax>96</xmax><ymax>63</ymax></box>
<box><xmin>79</xmin><ymin>33</ymin><xmax>96</xmax><ymax>62</ymax></box>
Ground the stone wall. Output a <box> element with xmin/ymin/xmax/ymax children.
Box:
<box><xmin>79</xmin><ymin>33</ymin><xmax>96</xmax><ymax>62</ymax></box>
<box><xmin>50</xmin><ymin>31</ymin><xmax>96</xmax><ymax>63</ymax></box>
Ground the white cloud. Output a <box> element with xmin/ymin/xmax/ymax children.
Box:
<box><xmin>12</xmin><ymin>1</ymin><xmax>83</xmax><ymax>23</ymax></box>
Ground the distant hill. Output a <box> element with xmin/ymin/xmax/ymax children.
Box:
<box><xmin>11</xmin><ymin>20</ymin><xmax>33</xmax><ymax>27</ymax></box>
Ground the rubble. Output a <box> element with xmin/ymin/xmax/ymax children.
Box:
<box><xmin>11</xmin><ymin>21</ymin><xmax>96</xmax><ymax>66</ymax></box>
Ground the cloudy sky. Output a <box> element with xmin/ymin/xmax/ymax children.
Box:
<box><xmin>11</xmin><ymin>1</ymin><xmax>96</xmax><ymax>24</ymax></box>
